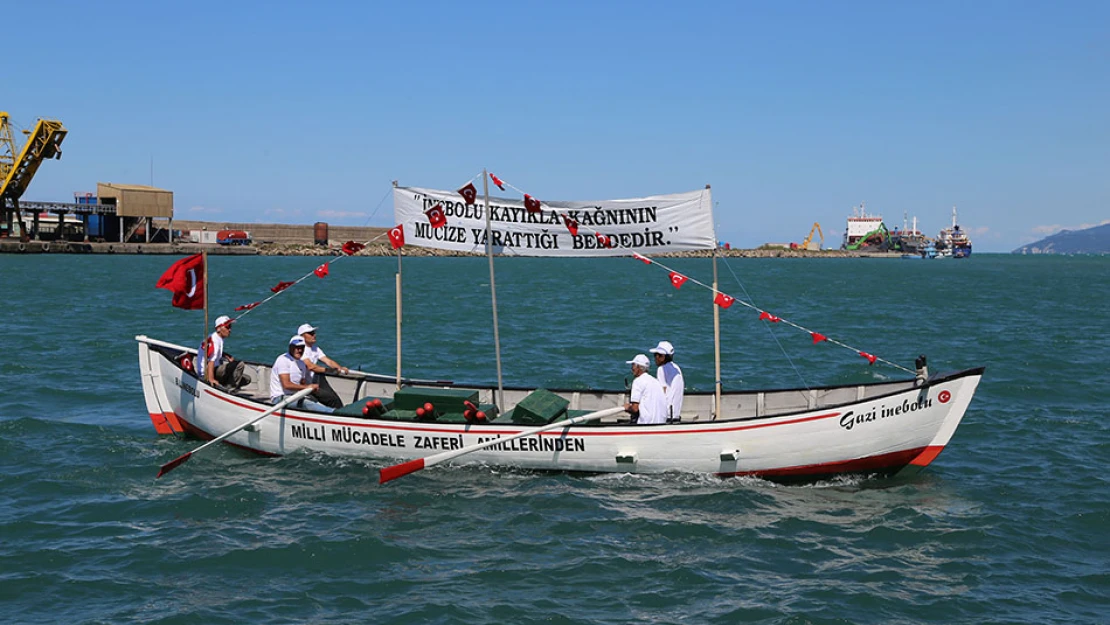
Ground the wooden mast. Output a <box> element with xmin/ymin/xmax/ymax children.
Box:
<box><xmin>483</xmin><ymin>169</ymin><xmax>505</xmax><ymax>408</ymax></box>
<box><xmin>708</xmin><ymin>185</ymin><xmax>722</xmax><ymax>419</ymax></box>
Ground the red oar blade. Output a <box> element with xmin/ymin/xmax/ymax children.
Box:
<box><xmin>157</xmin><ymin>452</ymin><xmax>193</xmax><ymax>479</ymax></box>
<box><xmin>379</xmin><ymin>458</ymin><xmax>425</xmax><ymax>484</ymax></box>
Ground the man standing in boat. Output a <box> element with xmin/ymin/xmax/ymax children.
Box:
<box><xmin>270</xmin><ymin>335</ymin><xmax>332</xmax><ymax>412</ymax></box>
<box><xmin>297</xmin><ymin>323</ymin><xmax>347</xmax><ymax>409</ymax></box>
<box><xmin>650</xmin><ymin>341</ymin><xmax>684</xmax><ymax>423</ymax></box>
<box><xmin>624</xmin><ymin>354</ymin><xmax>668</xmax><ymax>424</ymax></box>
<box><xmin>197</xmin><ymin>315</ymin><xmax>249</xmax><ymax>390</ymax></box>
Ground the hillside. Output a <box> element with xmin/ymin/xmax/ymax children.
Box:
<box><xmin>1013</xmin><ymin>223</ymin><xmax>1110</xmax><ymax>255</ymax></box>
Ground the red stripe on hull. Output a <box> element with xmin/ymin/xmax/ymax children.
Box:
<box><xmin>720</xmin><ymin>447</ymin><xmax>929</xmax><ymax>481</ymax></box>
<box><xmin>909</xmin><ymin>445</ymin><xmax>946</xmax><ymax>467</ymax></box>
<box><xmin>149</xmin><ymin>412</ymin><xmax>186</xmax><ymax>435</ymax></box>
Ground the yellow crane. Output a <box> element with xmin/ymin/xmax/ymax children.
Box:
<box><xmin>801</xmin><ymin>222</ymin><xmax>823</xmax><ymax>250</ymax></box>
<box><xmin>1</xmin><ymin>111</ymin><xmax>67</xmax><ymax>237</ymax></box>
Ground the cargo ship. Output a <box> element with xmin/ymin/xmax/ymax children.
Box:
<box><xmin>935</xmin><ymin>206</ymin><xmax>972</xmax><ymax>258</ymax></box>
<box><xmin>890</xmin><ymin>213</ymin><xmax>930</xmax><ymax>256</ymax></box>
<box><xmin>841</xmin><ymin>203</ymin><xmax>890</xmax><ymax>251</ymax></box>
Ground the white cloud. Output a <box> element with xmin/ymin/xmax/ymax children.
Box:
<box><xmin>189</xmin><ymin>205</ymin><xmax>223</xmax><ymax>214</ymax></box>
<box><xmin>264</xmin><ymin>208</ymin><xmax>303</xmax><ymax>217</ymax></box>
<box><xmin>1031</xmin><ymin>219</ymin><xmax>1110</xmax><ymax>236</ymax></box>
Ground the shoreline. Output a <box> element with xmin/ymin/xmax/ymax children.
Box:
<box><xmin>0</xmin><ymin>239</ymin><xmax>906</xmax><ymax>259</ymax></box>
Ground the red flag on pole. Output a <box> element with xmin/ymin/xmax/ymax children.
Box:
<box><xmin>490</xmin><ymin>173</ymin><xmax>505</xmax><ymax>191</ymax></box>
<box><xmin>271</xmin><ymin>280</ymin><xmax>295</xmax><ymax>293</ymax></box>
<box><xmin>388</xmin><ymin>225</ymin><xmax>405</xmax><ymax>249</ymax></box>
<box><xmin>759</xmin><ymin>311</ymin><xmax>781</xmax><ymax>323</ymax></box>
<box><xmin>426</xmin><ymin>204</ymin><xmax>447</xmax><ymax>228</ymax></box>
<box><xmin>458</xmin><ymin>183</ymin><xmax>478</xmax><ymax>205</ymax></box>
<box><xmin>810</xmin><ymin>332</ymin><xmax>827</xmax><ymax>344</ymax></box>
<box><xmin>596</xmin><ymin>233</ymin><xmax>612</xmax><ymax>248</ymax></box>
<box><xmin>235</xmin><ymin>301</ymin><xmax>261</xmax><ymax>312</ymax></box>
<box><xmin>859</xmin><ymin>351</ymin><xmax>877</xmax><ymax>365</ymax></box>
<box><xmin>314</xmin><ymin>263</ymin><xmax>329</xmax><ymax>278</ymax></box>
<box><xmin>669</xmin><ymin>272</ymin><xmax>688</xmax><ymax>289</ymax></box>
<box><xmin>524</xmin><ymin>194</ymin><xmax>542</xmax><ymax>213</ymax></box>
<box><xmin>155</xmin><ymin>253</ymin><xmax>205</xmax><ymax>310</ymax></box>
<box><xmin>562</xmin><ymin>215</ymin><xmax>579</xmax><ymax>236</ymax></box>
<box><xmin>632</xmin><ymin>252</ymin><xmax>651</xmax><ymax>264</ymax></box>
<box><xmin>714</xmin><ymin>292</ymin><xmax>735</xmax><ymax>309</ymax></box>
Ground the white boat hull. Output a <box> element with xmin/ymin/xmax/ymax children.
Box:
<box><xmin>138</xmin><ymin>336</ymin><xmax>983</xmax><ymax>481</ymax></box>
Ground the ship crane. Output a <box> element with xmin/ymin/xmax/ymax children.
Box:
<box><xmin>0</xmin><ymin>111</ymin><xmax>67</xmax><ymax>238</ymax></box>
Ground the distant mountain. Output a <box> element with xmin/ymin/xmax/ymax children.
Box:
<box><xmin>1013</xmin><ymin>223</ymin><xmax>1110</xmax><ymax>255</ymax></box>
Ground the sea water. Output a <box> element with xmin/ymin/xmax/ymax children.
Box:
<box><xmin>0</xmin><ymin>254</ymin><xmax>1106</xmax><ymax>624</ymax></box>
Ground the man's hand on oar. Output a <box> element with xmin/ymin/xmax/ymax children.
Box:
<box><xmin>156</xmin><ymin>387</ymin><xmax>314</xmax><ymax>478</ymax></box>
<box><xmin>379</xmin><ymin>406</ymin><xmax>625</xmax><ymax>484</ymax></box>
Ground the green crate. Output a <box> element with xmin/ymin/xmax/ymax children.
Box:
<box><xmin>393</xmin><ymin>387</ymin><xmax>479</xmax><ymax>413</ymax></box>
<box><xmin>510</xmin><ymin>389</ymin><xmax>569</xmax><ymax>425</ymax></box>
<box><xmin>334</xmin><ymin>396</ymin><xmax>395</xmax><ymax>418</ymax></box>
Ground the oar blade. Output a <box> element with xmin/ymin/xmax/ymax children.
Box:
<box><xmin>379</xmin><ymin>458</ymin><xmax>425</xmax><ymax>484</ymax></box>
<box><xmin>157</xmin><ymin>452</ymin><xmax>193</xmax><ymax>479</ymax></box>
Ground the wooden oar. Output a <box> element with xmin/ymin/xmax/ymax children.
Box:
<box><xmin>379</xmin><ymin>405</ymin><xmax>626</xmax><ymax>484</ymax></box>
<box><xmin>156</xmin><ymin>387</ymin><xmax>314</xmax><ymax>478</ymax></box>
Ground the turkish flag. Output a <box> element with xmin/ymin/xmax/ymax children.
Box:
<box><xmin>563</xmin><ymin>215</ymin><xmax>579</xmax><ymax>236</ymax></box>
<box><xmin>632</xmin><ymin>253</ymin><xmax>651</xmax><ymax>264</ymax></box>
<box><xmin>155</xmin><ymin>253</ymin><xmax>205</xmax><ymax>310</ymax></box>
<box><xmin>524</xmin><ymin>194</ymin><xmax>542</xmax><ymax>213</ymax></box>
<box><xmin>458</xmin><ymin>183</ymin><xmax>478</xmax><ymax>205</ymax></box>
<box><xmin>859</xmin><ymin>351</ymin><xmax>877</xmax><ymax>365</ymax></box>
<box><xmin>314</xmin><ymin>263</ymin><xmax>329</xmax><ymax>278</ymax></box>
<box><xmin>669</xmin><ymin>272</ymin><xmax>687</xmax><ymax>289</ymax></box>
<box><xmin>388</xmin><ymin>224</ymin><xmax>405</xmax><ymax>249</ymax></box>
<box><xmin>810</xmin><ymin>332</ymin><xmax>827</xmax><ymax>344</ymax></box>
<box><xmin>426</xmin><ymin>204</ymin><xmax>447</xmax><ymax>228</ymax></box>
<box><xmin>596</xmin><ymin>233</ymin><xmax>613</xmax><ymax>248</ymax></box>
<box><xmin>271</xmin><ymin>280</ymin><xmax>295</xmax><ymax>293</ymax></box>
<box><xmin>759</xmin><ymin>311</ymin><xmax>781</xmax><ymax>323</ymax></box>
<box><xmin>490</xmin><ymin>173</ymin><xmax>505</xmax><ymax>191</ymax></box>
<box><xmin>714</xmin><ymin>292</ymin><xmax>735</xmax><ymax>309</ymax></box>
<box><xmin>342</xmin><ymin>241</ymin><xmax>365</xmax><ymax>255</ymax></box>
<box><xmin>235</xmin><ymin>301</ymin><xmax>261</xmax><ymax>312</ymax></box>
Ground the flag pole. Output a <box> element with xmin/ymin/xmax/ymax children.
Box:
<box><xmin>708</xmin><ymin>185</ymin><xmax>722</xmax><ymax>420</ymax></box>
<box><xmin>393</xmin><ymin>180</ymin><xmax>403</xmax><ymax>390</ymax></box>
<box><xmin>203</xmin><ymin>249</ymin><xmax>210</xmax><ymax>340</ymax></box>
<box><xmin>483</xmin><ymin>169</ymin><xmax>505</xmax><ymax>409</ymax></box>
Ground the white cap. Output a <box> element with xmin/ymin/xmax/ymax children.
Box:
<box><xmin>289</xmin><ymin>335</ymin><xmax>306</xmax><ymax>347</ymax></box>
<box><xmin>214</xmin><ymin>315</ymin><xmax>232</xmax><ymax>328</ymax></box>
<box><xmin>298</xmin><ymin>323</ymin><xmax>317</xmax><ymax>335</ymax></box>
<box><xmin>626</xmin><ymin>354</ymin><xmax>651</xmax><ymax>368</ymax></box>
<box><xmin>649</xmin><ymin>340</ymin><xmax>674</xmax><ymax>356</ymax></box>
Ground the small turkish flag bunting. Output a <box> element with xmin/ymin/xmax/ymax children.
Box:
<box><xmin>859</xmin><ymin>351</ymin><xmax>877</xmax><ymax>365</ymax></box>
<box><xmin>562</xmin><ymin>215</ymin><xmax>579</xmax><ymax>236</ymax></box>
<box><xmin>388</xmin><ymin>224</ymin><xmax>405</xmax><ymax>249</ymax></box>
<box><xmin>811</xmin><ymin>332</ymin><xmax>827</xmax><ymax>344</ymax></box>
<box><xmin>458</xmin><ymin>183</ymin><xmax>477</xmax><ymax>205</ymax></box>
<box><xmin>524</xmin><ymin>194</ymin><xmax>542</xmax><ymax>213</ymax></box>
<box><xmin>714</xmin><ymin>292</ymin><xmax>735</xmax><ymax>309</ymax></box>
<box><xmin>759</xmin><ymin>311</ymin><xmax>781</xmax><ymax>323</ymax></box>
<box><xmin>425</xmin><ymin>204</ymin><xmax>447</xmax><ymax>228</ymax></box>
<box><xmin>632</xmin><ymin>252</ymin><xmax>651</xmax><ymax>264</ymax></box>
<box><xmin>314</xmin><ymin>263</ymin><xmax>329</xmax><ymax>278</ymax></box>
<box><xmin>596</xmin><ymin>233</ymin><xmax>613</xmax><ymax>248</ymax></box>
<box><xmin>669</xmin><ymin>272</ymin><xmax>688</xmax><ymax>289</ymax></box>
<box><xmin>490</xmin><ymin>173</ymin><xmax>505</xmax><ymax>191</ymax></box>
<box><xmin>235</xmin><ymin>301</ymin><xmax>261</xmax><ymax>312</ymax></box>
<box><xmin>342</xmin><ymin>241</ymin><xmax>365</xmax><ymax>255</ymax></box>
<box><xmin>271</xmin><ymin>280</ymin><xmax>295</xmax><ymax>293</ymax></box>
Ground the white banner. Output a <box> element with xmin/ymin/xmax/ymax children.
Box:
<box><xmin>392</xmin><ymin>185</ymin><xmax>716</xmax><ymax>257</ymax></box>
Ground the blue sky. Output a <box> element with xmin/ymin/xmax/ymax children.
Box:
<box><xmin>9</xmin><ymin>0</ymin><xmax>1107</xmax><ymax>251</ymax></box>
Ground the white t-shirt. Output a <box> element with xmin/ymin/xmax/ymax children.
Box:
<box><xmin>630</xmin><ymin>373</ymin><xmax>668</xmax><ymax>424</ymax></box>
<box><xmin>656</xmin><ymin>361</ymin><xmax>684</xmax><ymax>420</ymax></box>
<box><xmin>270</xmin><ymin>352</ymin><xmax>308</xmax><ymax>400</ymax></box>
<box><xmin>302</xmin><ymin>345</ymin><xmax>327</xmax><ymax>383</ymax></box>
<box><xmin>197</xmin><ymin>332</ymin><xmax>224</xmax><ymax>379</ymax></box>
